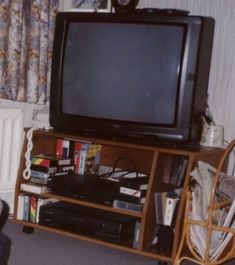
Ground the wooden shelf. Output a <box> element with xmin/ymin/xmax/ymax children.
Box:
<box><xmin>42</xmin><ymin>192</ymin><xmax>143</xmax><ymax>218</ymax></box>
<box><xmin>13</xmin><ymin>129</ymin><xmax>224</xmax><ymax>263</ymax></box>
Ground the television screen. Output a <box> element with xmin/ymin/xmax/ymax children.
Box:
<box><xmin>63</xmin><ymin>22</ymin><xmax>184</xmax><ymax>125</ymax></box>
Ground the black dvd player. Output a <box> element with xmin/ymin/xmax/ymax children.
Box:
<box><xmin>39</xmin><ymin>201</ymin><xmax>136</xmax><ymax>244</ymax></box>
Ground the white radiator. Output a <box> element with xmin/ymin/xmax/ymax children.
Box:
<box><xmin>0</xmin><ymin>108</ymin><xmax>24</xmax><ymax>213</ymax></box>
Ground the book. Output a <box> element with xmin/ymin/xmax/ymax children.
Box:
<box><xmin>176</xmin><ymin>158</ymin><xmax>188</xmax><ymax>187</ymax></box>
<box><xmin>56</xmin><ymin>138</ymin><xmax>72</xmax><ymax>158</ymax></box>
<box><xmin>30</xmin><ymin>196</ymin><xmax>37</xmax><ymax>223</ymax></box>
<box><xmin>78</xmin><ymin>142</ymin><xmax>90</xmax><ymax>175</ymax></box>
<box><xmin>84</xmin><ymin>143</ymin><xmax>102</xmax><ymax>175</ymax></box>
<box><xmin>155</xmin><ymin>189</ymin><xmax>180</xmax><ymax>226</ymax></box>
<box><xmin>163</xmin><ymin>155</ymin><xmax>172</xmax><ymax>184</ymax></box>
<box><xmin>77</xmin><ymin>142</ymin><xmax>102</xmax><ymax>176</ymax></box>
<box><xmin>23</xmin><ymin>195</ymin><xmax>30</xmax><ymax>221</ymax></box>
<box><xmin>169</xmin><ymin>156</ymin><xmax>183</xmax><ymax>185</ymax></box>
<box><xmin>172</xmin><ymin>196</ymin><xmax>180</xmax><ymax>228</ymax></box>
<box><xmin>36</xmin><ymin>198</ymin><xmax>44</xmax><ymax>224</ymax></box>
<box><xmin>154</xmin><ymin>192</ymin><xmax>164</xmax><ymax>225</ymax></box>
<box><xmin>161</xmin><ymin>192</ymin><xmax>168</xmax><ymax>222</ymax></box>
<box><xmin>36</xmin><ymin>198</ymin><xmax>58</xmax><ymax>223</ymax></box>
<box><xmin>133</xmin><ymin>221</ymin><xmax>141</xmax><ymax>249</ymax></box>
<box><xmin>31</xmin><ymin>154</ymin><xmax>72</xmax><ymax>168</ymax></box>
<box><xmin>17</xmin><ymin>194</ymin><xmax>25</xmax><ymax>220</ymax></box>
<box><xmin>74</xmin><ymin>141</ymin><xmax>83</xmax><ymax>174</ymax></box>
<box><xmin>164</xmin><ymin>195</ymin><xmax>179</xmax><ymax>226</ymax></box>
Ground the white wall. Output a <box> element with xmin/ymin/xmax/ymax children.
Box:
<box><xmin>1</xmin><ymin>0</ymin><xmax>235</xmax><ymax>142</ymax></box>
<box><xmin>138</xmin><ymin>0</ymin><xmax>235</xmax><ymax>143</ymax></box>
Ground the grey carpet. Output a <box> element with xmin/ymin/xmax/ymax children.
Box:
<box><xmin>2</xmin><ymin>219</ymin><xmax>158</xmax><ymax>265</ymax></box>
<box><xmin>2</xmin><ymin>220</ymin><xmax>234</xmax><ymax>265</ymax></box>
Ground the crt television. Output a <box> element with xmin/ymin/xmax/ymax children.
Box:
<box><xmin>50</xmin><ymin>11</ymin><xmax>215</xmax><ymax>144</ymax></box>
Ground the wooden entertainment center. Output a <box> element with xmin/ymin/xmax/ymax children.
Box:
<box><xmin>13</xmin><ymin>129</ymin><xmax>224</xmax><ymax>264</ymax></box>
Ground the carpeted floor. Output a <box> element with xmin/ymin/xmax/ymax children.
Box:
<box><xmin>2</xmin><ymin>219</ymin><xmax>159</xmax><ymax>265</ymax></box>
<box><xmin>1</xmin><ymin>218</ymin><xmax>234</xmax><ymax>265</ymax></box>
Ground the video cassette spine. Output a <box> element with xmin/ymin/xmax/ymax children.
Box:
<box><xmin>113</xmin><ymin>200</ymin><xmax>143</xmax><ymax>213</ymax></box>
<box><xmin>117</xmin><ymin>193</ymin><xmax>146</xmax><ymax>204</ymax></box>
<box><xmin>21</xmin><ymin>183</ymin><xmax>48</xmax><ymax>194</ymax></box>
<box><xmin>119</xmin><ymin>175</ymin><xmax>149</xmax><ymax>191</ymax></box>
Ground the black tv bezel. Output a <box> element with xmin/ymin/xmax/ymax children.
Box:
<box><xmin>50</xmin><ymin>12</ymin><xmax>215</xmax><ymax>144</ymax></box>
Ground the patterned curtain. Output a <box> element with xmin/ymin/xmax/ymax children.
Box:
<box><xmin>0</xmin><ymin>0</ymin><xmax>59</xmax><ymax>104</ymax></box>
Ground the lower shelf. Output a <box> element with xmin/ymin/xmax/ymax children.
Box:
<box><xmin>13</xmin><ymin>219</ymin><xmax>173</xmax><ymax>263</ymax></box>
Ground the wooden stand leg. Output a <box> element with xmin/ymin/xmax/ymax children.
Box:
<box><xmin>22</xmin><ymin>226</ymin><xmax>34</xmax><ymax>234</ymax></box>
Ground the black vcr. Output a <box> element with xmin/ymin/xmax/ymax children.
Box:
<box><xmin>39</xmin><ymin>201</ymin><xmax>137</xmax><ymax>244</ymax></box>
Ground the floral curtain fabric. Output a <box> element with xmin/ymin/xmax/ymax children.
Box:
<box><xmin>0</xmin><ymin>0</ymin><xmax>59</xmax><ymax>104</ymax></box>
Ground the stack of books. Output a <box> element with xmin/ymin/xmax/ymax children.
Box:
<box><xmin>163</xmin><ymin>155</ymin><xmax>188</xmax><ymax>187</ymax></box>
<box><xmin>154</xmin><ymin>188</ymin><xmax>181</xmax><ymax>227</ymax></box>
<box><xmin>56</xmin><ymin>138</ymin><xmax>102</xmax><ymax>176</ymax></box>
<box><xmin>16</xmin><ymin>194</ymin><xmax>58</xmax><ymax>223</ymax></box>
<box><xmin>73</xmin><ymin>141</ymin><xmax>102</xmax><ymax>176</ymax></box>
<box><xmin>29</xmin><ymin>154</ymin><xmax>74</xmax><ymax>186</ymax></box>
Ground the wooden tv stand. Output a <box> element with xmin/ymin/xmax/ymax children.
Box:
<box><xmin>13</xmin><ymin>129</ymin><xmax>224</xmax><ymax>264</ymax></box>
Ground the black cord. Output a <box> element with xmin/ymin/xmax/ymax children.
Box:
<box><xmin>99</xmin><ymin>169</ymin><xmax>127</xmax><ymax>179</ymax></box>
<box><xmin>99</xmin><ymin>157</ymin><xmax>138</xmax><ymax>179</ymax></box>
<box><xmin>112</xmin><ymin>157</ymin><xmax>138</xmax><ymax>178</ymax></box>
